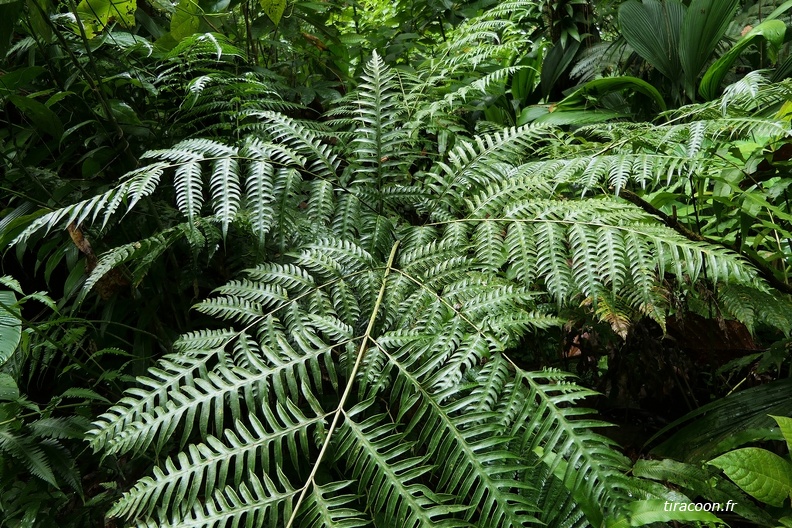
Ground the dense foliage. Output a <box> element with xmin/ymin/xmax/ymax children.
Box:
<box><xmin>2</xmin><ymin>0</ymin><xmax>792</xmax><ymax>526</ymax></box>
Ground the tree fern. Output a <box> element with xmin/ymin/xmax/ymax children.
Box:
<box><xmin>88</xmin><ymin>222</ymin><xmax>758</xmax><ymax>526</ymax></box>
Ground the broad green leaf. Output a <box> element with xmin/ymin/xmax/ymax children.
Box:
<box><xmin>699</xmin><ymin>20</ymin><xmax>786</xmax><ymax>100</ymax></box>
<box><xmin>633</xmin><ymin>458</ymin><xmax>776</xmax><ymax>525</ymax></box>
<box><xmin>534</xmin><ymin>109</ymin><xmax>624</xmax><ymax>125</ymax></box>
<box><xmin>709</xmin><ymin>447</ymin><xmax>792</xmax><ymax>507</ymax></box>
<box><xmin>0</xmin><ymin>291</ymin><xmax>21</xmax><ymax>366</ymax></box>
<box><xmin>25</xmin><ymin>0</ymin><xmax>51</xmax><ymax>41</ymax></box>
<box><xmin>107</xmin><ymin>99</ymin><xmax>142</xmax><ymax>125</ymax></box>
<box><xmin>0</xmin><ymin>2</ymin><xmax>23</xmax><ymax>55</ymax></box>
<box><xmin>650</xmin><ymin>377</ymin><xmax>792</xmax><ymax>462</ymax></box>
<box><xmin>260</xmin><ymin>0</ymin><xmax>285</xmax><ymax>26</ymax></box>
<box><xmin>772</xmin><ymin>415</ymin><xmax>792</xmax><ymax>453</ymax></box>
<box><xmin>170</xmin><ymin>0</ymin><xmax>201</xmax><ymax>41</ymax></box>
<box><xmin>540</xmin><ymin>40</ymin><xmax>580</xmax><ymax>98</ymax></box>
<box><xmin>517</xmin><ymin>105</ymin><xmax>551</xmax><ymax>125</ymax></box>
<box><xmin>556</xmin><ymin>76</ymin><xmax>667</xmax><ymax>112</ymax></box>
<box><xmin>511</xmin><ymin>62</ymin><xmax>538</xmax><ymax>102</ymax></box>
<box><xmin>619</xmin><ymin>0</ymin><xmax>685</xmax><ymax>82</ymax></box>
<box><xmin>679</xmin><ymin>0</ymin><xmax>739</xmax><ymax>98</ymax></box>
<box><xmin>777</xmin><ymin>100</ymin><xmax>792</xmax><ymax>121</ymax></box>
<box><xmin>742</xmin><ymin>190</ymin><xmax>792</xmax><ymax>224</ymax></box>
<box><xmin>0</xmin><ymin>373</ymin><xmax>19</xmax><ymax>401</ymax></box>
<box><xmin>605</xmin><ymin>499</ymin><xmax>724</xmax><ymax>527</ymax></box>
<box><xmin>75</xmin><ymin>0</ymin><xmax>136</xmax><ymax>38</ymax></box>
<box><xmin>7</xmin><ymin>95</ymin><xmax>63</xmax><ymax>140</ymax></box>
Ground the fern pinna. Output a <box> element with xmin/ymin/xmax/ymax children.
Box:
<box><xmin>11</xmin><ymin>51</ymin><xmax>784</xmax><ymax>526</ymax></box>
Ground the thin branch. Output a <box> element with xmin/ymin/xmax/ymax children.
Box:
<box><xmin>285</xmin><ymin>240</ymin><xmax>400</xmax><ymax>528</ymax></box>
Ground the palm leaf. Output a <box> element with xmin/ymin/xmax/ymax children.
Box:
<box><xmin>679</xmin><ymin>0</ymin><xmax>740</xmax><ymax>98</ymax></box>
<box><xmin>619</xmin><ymin>0</ymin><xmax>685</xmax><ymax>82</ymax></box>
<box><xmin>0</xmin><ymin>289</ymin><xmax>21</xmax><ymax>365</ymax></box>
<box><xmin>648</xmin><ymin>377</ymin><xmax>792</xmax><ymax>462</ymax></box>
<box><xmin>699</xmin><ymin>20</ymin><xmax>787</xmax><ymax>100</ymax></box>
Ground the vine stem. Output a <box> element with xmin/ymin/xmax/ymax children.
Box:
<box><xmin>619</xmin><ymin>190</ymin><xmax>792</xmax><ymax>295</ymax></box>
<box><xmin>284</xmin><ymin>240</ymin><xmax>400</xmax><ymax>528</ymax></box>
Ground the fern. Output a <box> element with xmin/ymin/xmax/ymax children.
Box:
<box><xmin>91</xmin><ymin>230</ymin><xmax>635</xmax><ymax>526</ymax></box>
<box><xmin>0</xmin><ymin>384</ymin><xmax>84</xmax><ymax>494</ymax></box>
<box><xmin>9</xmin><ymin>52</ymin><xmax>785</xmax><ymax>527</ymax></box>
<box><xmin>11</xmin><ymin>163</ymin><xmax>169</xmax><ymax>244</ymax></box>
<box><xmin>376</xmin><ymin>351</ymin><xmax>539</xmax><ymax>527</ymax></box>
<box><xmin>78</xmin><ymin>225</ymin><xmax>188</xmax><ymax>302</ymax></box>
<box><xmin>347</xmin><ymin>51</ymin><xmax>410</xmax><ymax>190</ymax></box>
<box><xmin>7</xmin><ymin>1</ymin><xmax>792</xmax><ymax>525</ymax></box>
<box><xmin>0</xmin><ymin>430</ymin><xmax>59</xmax><ymax>487</ymax></box>
<box><xmin>88</xmin><ymin>223</ymin><xmax>756</xmax><ymax>527</ymax></box>
<box><xmin>295</xmin><ymin>482</ymin><xmax>369</xmax><ymax>527</ymax></box>
<box><xmin>106</xmin><ymin>404</ymin><xmax>325</xmax><ymax>521</ymax></box>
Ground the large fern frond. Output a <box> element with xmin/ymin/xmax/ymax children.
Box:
<box><xmin>78</xmin><ymin>54</ymin><xmax>792</xmax><ymax>528</ymax></box>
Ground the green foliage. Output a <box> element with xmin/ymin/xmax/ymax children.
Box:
<box><xmin>634</xmin><ymin>458</ymin><xmax>777</xmax><ymax>525</ymax></box>
<box><xmin>775</xmin><ymin>414</ymin><xmax>792</xmax><ymax>450</ymax></box>
<box><xmin>699</xmin><ymin>19</ymin><xmax>787</xmax><ymax>100</ymax></box>
<box><xmin>169</xmin><ymin>0</ymin><xmax>201</xmax><ymax>42</ymax></box>
<box><xmin>0</xmin><ymin>289</ymin><xmax>21</xmax><ymax>366</ymax></box>
<box><xmin>678</xmin><ymin>0</ymin><xmax>740</xmax><ymax>98</ymax></box>
<box><xmin>79</xmin><ymin>55</ymin><xmax>648</xmax><ymax>526</ymax></box>
<box><xmin>260</xmin><ymin>0</ymin><xmax>286</xmax><ymax>26</ymax></box>
<box><xmin>554</xmin><ymin>76</ymin><xmax>668</xmax><ymax>113</ymax></box>
<box><xmin>639</xmin><ymin>398</ymin><xmax>792</xmax><ymax>525</ymax></box>
<box><xmin>704</xmin><ymin>415</ymin><xmax>792</xmax><ymax>510</ymax></box>
<box><xmin>649</xmin><ymin>378</ymin><xmax>792</xmax><ymax>462</ymax></box>
<box><xmin>605</xmin><ymin>499</ymin><xmax>723</xmax><ymax>527</ymax></box>
<box><xmin>710</xmin><ymin>447</ymin><xmax>792</xmax><ymax>507</ymax></box>
<box><xmin>0</xmin><ymin>372</ymin><xmax>104</xmax><ymax>527</ymax></box>
<box><xmin>619</xmin><ymin>0</ymin><xmax>686</xmax><ymax>83</ymax></box>
<box><xmin>4</xmin><ymin>1</ymin><xmax>792</xmax><ymax>527</ymax></box>
<box><xmin>609</xmin><ymin>0</ymin><xmax>792</xmax><ymax>106</ymax></box>
<box><xmin>75</xmin><ymin>0</ymin><xmax>137</xmax><ymax>37</ymax></box>
<box><xmin>0</xmin><ymin>49</ymin><xmax>756</xmax><ymax>527</ymax></box>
